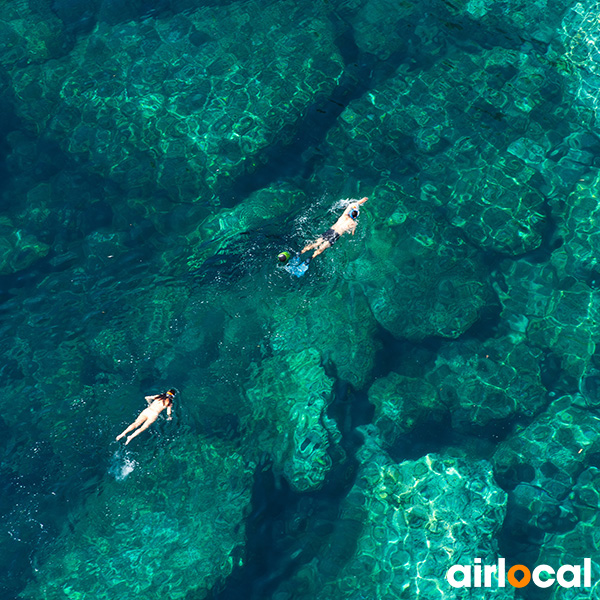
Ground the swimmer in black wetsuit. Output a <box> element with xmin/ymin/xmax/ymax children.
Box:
<box><xmin>301</xmin><ymin>197</ymin><xmax>368</xmax><ymax>260</ymax></box>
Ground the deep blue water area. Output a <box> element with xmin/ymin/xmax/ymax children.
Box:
<box><xmin>2</xmin><ymin>0</ymin><xmax>600</xmax><ymax>598</ymax></box>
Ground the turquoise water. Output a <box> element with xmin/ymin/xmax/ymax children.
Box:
<box><xmin>2</xmin><ymin>0</ymin><xmax>600</xmax><ymax>598</ymax></box>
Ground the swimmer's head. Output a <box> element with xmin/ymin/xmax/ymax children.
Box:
<box><xmin>347</xmin><ymin>204</ymin><xmax>359</xmax><ymax>219</ymax></box>
<box><xmin>277</xmin><ymin>251</ymin><xmax>291</xmax><ymax>264</ymax></box>
<box><xmin>162</xmin><ymin>389</ymin><xmax>176</xmax><ymax>404</ymax></box>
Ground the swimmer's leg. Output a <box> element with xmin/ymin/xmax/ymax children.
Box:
<box><xmin>116</xmin><ymin>415</ymin><xmax>147</xmax><ymax>441</ymax></box>
<box><xmin>124</xmin><ymin>416</ymin><xmax>157</xmax><ymax>445</ymax></box>
<box><xmin>302</xmin><ymin>238</ymin><xmax>323</xmax><ymax>254</ymax></box>
<box><xmin>311</xmin><ymin>241</ymin><xmax>331</xmax><ymax>258</ymax></box>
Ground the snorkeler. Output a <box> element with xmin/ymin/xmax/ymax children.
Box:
<box><xmin>300</xmin><ymin>197</ymin><xmax>368</xmax><ymax>260</ymax></box>
<box><xmin>116</xmin><ymin>389</ymin><xmax>175</xmax><ymax>445</ymax></box>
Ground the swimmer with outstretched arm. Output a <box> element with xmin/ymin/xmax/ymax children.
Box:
<box><xmin>300</xmin><ymin>197</ymin><xmax>368</xmax><ymax>260</ymax></box>
<box><xmin>116</xmin><ymin>389</ymin><xmax>175</xmax><ymax>445</ymax></box>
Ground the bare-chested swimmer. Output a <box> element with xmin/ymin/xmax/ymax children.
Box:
<box><xmin>301</xmin><ymin>197</ymin><xmax>368</xmax><ymax>260</ymax></box>
<box><xmin>116</xmin><ymin>389</ymin><xmax>175</xmax><ymax>445</ymax></box>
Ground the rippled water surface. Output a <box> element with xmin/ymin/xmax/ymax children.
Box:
<box><xmin>2</xmin><ymin>0</ymin><xmax>600</xmax><ymax>598</ymax></box>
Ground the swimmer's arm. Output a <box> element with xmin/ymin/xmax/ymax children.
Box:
<box><xmin>167</xmin><ymin>406</ymin><xmax>172</xmax><ymax>420</ymax></box>
<box><xmin>145</xmin><ymin>395</ymin><xmax>157</xmax><ymax>404</ymax></box>
<box><xmin>358</xmin><ymin>197</ymin><xmax>368</xmax><ymax>205</ymax></box>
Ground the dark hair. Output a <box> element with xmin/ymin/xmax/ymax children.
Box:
<box><xmin>158</xmin><ymin>389</ymin><xmax>176</xmax><ymax>406</ymax></box>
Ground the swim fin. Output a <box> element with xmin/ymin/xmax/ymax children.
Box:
<box><xmin>284</xmin><ymin>255</ymin><xmax>310</xmax><ymax>277</ymax></box>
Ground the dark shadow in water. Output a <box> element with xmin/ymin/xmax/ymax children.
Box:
<box><xmin>221</xmin><ymin>13</ymin><xmax>421</xmax><ymax>207</ymax></box>
<box><xmin>496</xmin><ymin>498</ymin><xmax>550</xmax><ymax>600</ymax></box>
<box><xmin>51</xmin><ymin>0</ymin><xmax>260</xmax><ymax>35</ymax></box>
<box><xmin>0</xmin><ymin>71</ymin><xmax>23</xmax><ymax>206</ymax></box>
<box><xmin>385</xmin><ymin>412</ymin><xmax>454</xmax><ymax>463</ymax></box>
<box><xmin>207</xmin><ymin>378</ymin><xmax>364</xmax><ymax>600</ymax></box>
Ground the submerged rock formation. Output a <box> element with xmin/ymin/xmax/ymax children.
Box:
<box><xmin>22</xmin><ymin>437</ymin><xmax>254</xmax><ymax>600</ymax></box>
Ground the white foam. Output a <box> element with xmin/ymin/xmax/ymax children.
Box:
<box><xmin>109</xmin><ymin>450</ymin><xmax>137</xmax><ymax>481</ymax></box>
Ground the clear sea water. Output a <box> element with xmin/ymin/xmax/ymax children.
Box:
<box><xmin>2</xmin><ymin>0</ymin><xmax>600</xmax><ymax>599</ymax></box>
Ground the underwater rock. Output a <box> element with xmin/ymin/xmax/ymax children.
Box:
<box><xmin>344</xmin><ymin>209</ymin><xmax>491</xmax><ymax>340</ymax></box>
<box><xmin>0</xmin><ymin>3</ymin><xmax>65</xmax><ymax>66</ymax></box>
<box><xmin>549</xmin><ymin>169</ymin><xmax>600</xmax><ymax>281</ymax></box>
<box><xmin>0</xmin><ymin>217</ymin><xmax>49</xmax><ymax>274</ymax></box>
<box><xmin>244</xmin><ymin>348</ymin><xmax>339</xmax><ymax>492</ymax></box>
<box><xmin>201</xmin><ymin>183</ymin><xmax>305</xmax><ymax>238</ymax></box>
<box><xmin>181</xmin><ymin>182</ymin><xmax>308</xmax><ymax>272</ymax></box>
<box><xmin>533</xmin><ymin>467</ymin><xmax>600</xmax><ymax>598</ymax></box>
<box><xmin>87</xmin><ymin>283</ymin><xmax>189</xmax><ymax>373</ymax></box>
<box><xmin>368</xmin><ymin>372</ymin><xmax>447</xmax><ymax>446</ymax></box>
<box><xmin>22</xmin><ymin>437</ymin><xmax>253</xmax><ymax>600</ymax></box>
<box><xmin>571</xmin><ymin>467</ymin><xmax>600</xmax><ymax>525</ymax></box>
<box><xmin>169</xmin><ymin>283</ymin><xmax>273</xmax><ymax>432</ymax></box>
<box><xmin>426</xmin><ymin>336</ymin><xmax>547</xmax><ymax>432</ymax></box>
<box><xmin>299</xmin><ymin>427</ymin><xmax>510</xmax><ymax>600</ymax></box>
<box><xmin>318</xmin><ymin>43</ymin><xmax>584</xmax><ymax>255</ymax></box>
<box><xmin>366</xmin><ymin>335</ymin><xmax>545</xmax><ymax>440</ymax></box>
<box><xmin>450</xmin><ymin>0</ymin><xmax>566</xmax><ymax>44</ymax></box>
<box><xmin>270</xmin><ymin>282</ymin><xmax>380</xmax><ymax>390</ymax></box>
<box><xmin>493</xmin><ymin>395</ymin><xmax>600</xmax><ymax>533</ymax></box>
<box><xmin>8</xmin><ymin>0</ymin><xmax>343</xmax><ymax>204</ymax></box>
<box><xmin>346</xmin><ymin>0</ymin><xmax>415</xmax><ymax>60</ymax></box>
<box><xmin>561</xmin><ymin>0</ymin><xmax>600</xmax><ymax>127</ymax></box>
<box><xmin>498</xmin><ymin>259</ymin><xmax>600</xmax><ymax>382</ymax></box>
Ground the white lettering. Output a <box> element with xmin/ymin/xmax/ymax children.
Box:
<box><xmin>585</xmin><ymin>558</ymin><xmax>591</xmax><ymax>587</ymax></box>
<box><xmin>484</xmin><ymin>564</ymin><xmax>497</xmax><ymax>587</ymax></box>
<box><xmin>474</xmin><ymin>558</ymin><xmax>482</xmax><ymax>587</ymax></box>
<box><xmin>532</xmin><ymin>565</ymin><xmax>555</xmax><ymax>588</ymax></box>
<box><xmin>448</xmin><ymin>565</ymin><xmax>471</xmax><ymax>588</ymax></box>
<box><xmin>448</xmin><ymin>559</ymin><xmax>593</xmax><ymax>589</ymax></box>
<box><xmin>557</xmin><ymin>565</ymin><xmax>580</xmax><ymax>588</ymax></box>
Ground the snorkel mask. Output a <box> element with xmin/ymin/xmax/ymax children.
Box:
<box><xmin>277</xmin><ymin>251</ymin><xmax>292</xmax><ymax>265</ymax></box>
<box><xmin>348</xmin><ymin>205</ymin><xmax>359</xmax><ymax>220</ymax></box>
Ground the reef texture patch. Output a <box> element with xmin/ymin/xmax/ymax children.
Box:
<box><xmin>244</xmin><ymin>348</ymin><xmax>339</xmax><ymax>492</ymax></box>
<box><xmin>284</xmin><ymin>429</ymin><xmax>510</xmax><ymax>600</ymax></box>
<box><xmin>22</xmin><ymin>438</ymin><xmax>254</xmax><ymax>600</ymax></box>
<box><xmin>7</xmin><ymin>0</ymin><xmax>343</xmax><ymax>207</ymax></box>
<box><xmin>3</xmin><ymin>0</ymin><xmax>600</xmax><ymax>598</ymax></box>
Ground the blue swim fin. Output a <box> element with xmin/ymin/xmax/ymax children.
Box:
<box><xmin>284</xmin><ymin>256</ymin><xmax>310</xmax><ymax>277</ymax></box>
